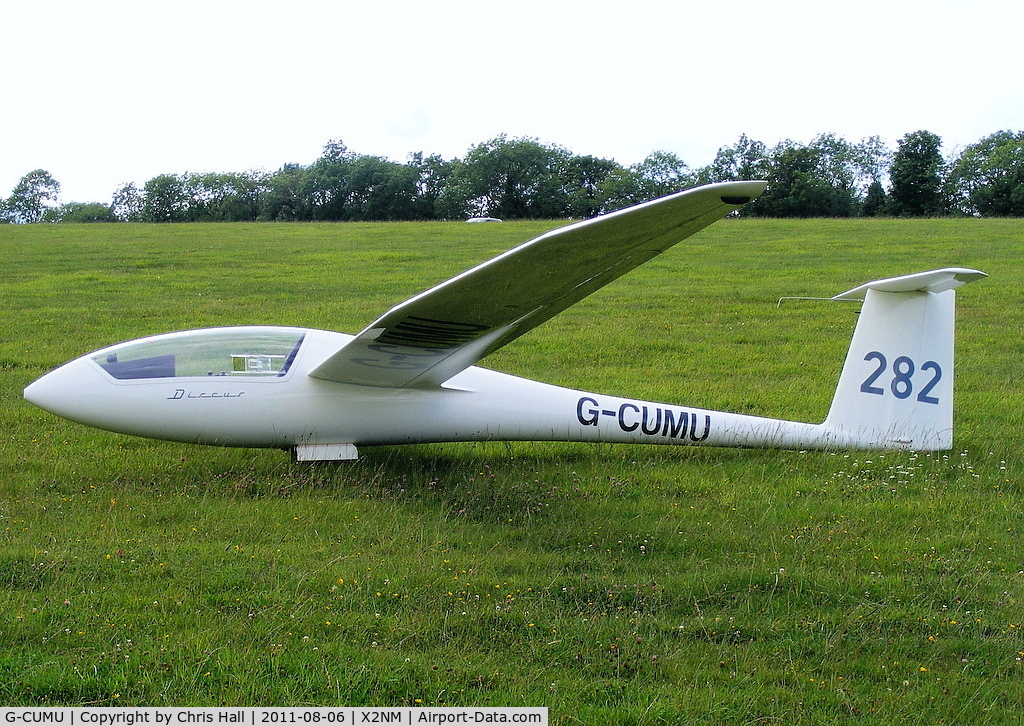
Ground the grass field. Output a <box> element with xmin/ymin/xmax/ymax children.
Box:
<box><xmin>2</xmin><ymin>218</ymin><xmax>1023</xmax><ymax>723</ymax></box>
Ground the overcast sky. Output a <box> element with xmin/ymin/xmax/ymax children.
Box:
<box><xmin>3</xmin><ymin>0</ymin><xmax>1021</xmax><ymax>204</ymax></box>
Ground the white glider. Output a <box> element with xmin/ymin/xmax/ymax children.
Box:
<box><xmin>24</xmin><ymin>181</ymin><xmax>985</xmax><ymax>460</ymax></box>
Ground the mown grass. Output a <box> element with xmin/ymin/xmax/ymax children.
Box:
<box><xmin>1</xmin><ymin>218</ymin><xmax>1022</xmax><ymax>723</ymax></box>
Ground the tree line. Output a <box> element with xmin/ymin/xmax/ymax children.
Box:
<box><xmin>3</xmin><ymin>130</ymin><xmax>1023</xmax><ymax>224</ymax></box>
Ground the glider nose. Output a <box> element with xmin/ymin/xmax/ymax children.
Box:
<box><xmin>24</xmin><ymin>357</ymin><xmax>101</xmax><ymax>422</ymax></box>
<box><xmin>24</xmin><ymin>369</ymin><xmax>63</xmax><ymax>413</ymax></box>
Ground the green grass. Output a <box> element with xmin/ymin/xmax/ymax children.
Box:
<box><xmin>1</xmin><ymin>218</ymin><xmax>1023</xmax><ymax>722</ymax></box>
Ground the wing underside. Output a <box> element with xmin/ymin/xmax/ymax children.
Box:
<box><xmin>310</xmin><ymin>180</ymin><xmax>767</xmax><ymax>388</ymax></box>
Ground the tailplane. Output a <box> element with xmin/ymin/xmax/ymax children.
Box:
<box><xmin>822</xmin><ymin>268</ymin><xmax>986</xmax><ymax>450</ymax></box>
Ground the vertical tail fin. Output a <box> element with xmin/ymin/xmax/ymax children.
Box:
<box><xmin>823</xmin><ymin>268</ymin><xmax>985</xmax><ymax>450</ymax></box>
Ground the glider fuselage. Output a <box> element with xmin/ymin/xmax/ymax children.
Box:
<box><xmin>24</xmin><ymin>325</ymin><xmax>826</xmax><ymax>459</ymax></box>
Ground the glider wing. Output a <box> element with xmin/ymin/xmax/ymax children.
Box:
<box><xmin>310</xmin><ymin>180</ymin><xmax>767</xmax><ymax>387</ymax></box>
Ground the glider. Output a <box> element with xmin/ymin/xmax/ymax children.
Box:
<box><xmin>24</xmin><ymin>181</ymin><xmax>985</xmax><ymax>461</ymax></box>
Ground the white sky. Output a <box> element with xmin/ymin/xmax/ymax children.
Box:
<box><xmin>3</xmin><ymin>0</ymin><xmax>1021</xmax><ymax>204</ymax></box>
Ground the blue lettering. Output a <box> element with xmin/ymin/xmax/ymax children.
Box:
<box><xmin>576</xmin><ymin>397</ymin><xmax>599</xmax><ymax>426</ymax></box>
<box><xmin>859</xmin><ymin>351</ymin><xmax>943</xmax><ymax>404</ymax></box>
<box><xmin>662</xmin><ymin>409</ymin><xmax>688</xmax><ymax>439</ymax></box>
<box><xmin>573</xmin><ymin>398</ymin><xmax>712</xmax><ymax>443</ymax></box>
<box><xmin>917</xmin><ymin>361</ymin><xmax>942</xmax><ymax>404</ymax></box>
<box><xmin>689</xmin><ymin>413</ymin><xmax>711</xmax><ymax>442</ymax></box>
<box><xmin>618</xmin><ymin>403</ymin><xmax>640</xmax><ymax>432</ymax></box>
<box><xmin>640</xmin><ymin>405</ymin><xmax>662</xmax><ymax>435</ymax></box>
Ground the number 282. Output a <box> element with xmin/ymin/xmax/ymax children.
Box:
<box><xmin>860</xmin><ymin>351</ymin><xmax>942</xmax><ymax>404</ymax></box>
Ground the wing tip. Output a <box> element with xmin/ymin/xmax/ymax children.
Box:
<box><xmin>715</xmin><ymin>180</ymin><xmax>768</xmax><ymax>204</ymax></box>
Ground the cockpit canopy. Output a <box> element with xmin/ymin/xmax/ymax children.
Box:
<box><xmin>91</xmin><ymin>327</ymin><xmax>306</xmax><ymax>380</ymax></box>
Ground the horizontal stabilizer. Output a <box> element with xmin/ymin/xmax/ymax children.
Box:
<box><xmin>832</xmin><ymin>268</ymin><xmax>986</xmax><ymax>301</ymax></box>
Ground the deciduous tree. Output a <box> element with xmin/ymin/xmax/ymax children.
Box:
<box><xmin>259</xmin><ymin>164</ymin><xmax>309</xmax><ymax>221</ymax></box>
<box><xmin>141</xmin><ymin>174</ymin><xmax>188</xmax><ymax>222</ymax></box>
<box><xmin>5</xmin><ymin>169</ymin><xmax>60</xmax><ymax>223</ymax></box>
<box><xmin>442</xmin><ymin>136</ymin><xmax>574</xmax><ymax>219</ymax></box>
<box><xmin>111</xmin><ymin>182</ymin><xmax>144</xmax><ymax>222</ymax></box>
<box><xmin>888</xmin><ymin>130</ymin><xmax>945</xmax><ymax>216</ymax></box>
<box><xmin>44</xmin><ymin>202</ymin><xmax>116</xmax><ymax>223</ymax></box>
<box><xmin>751</xmin><ymin>140</ymin><xmax>858</xmax><ymax>217</ymax></box>
<box><xmin>630</xmin><ymin>151</ymin><xmax>693</xmax><ymax>200</ymax></box>
<box><xmin>697</xmin><ymin>134</ymin><xmax>769</xmax><ymax>183</ymax></box>
<box><xmin>946</xmin><ymin>130</ymin><xmax>1024</xmax><ymax>216</ymax></box>
<box><xmin>563</xmin><ymin>154</ymin><xmax>621</xmax><ymax>217</ymax></box>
